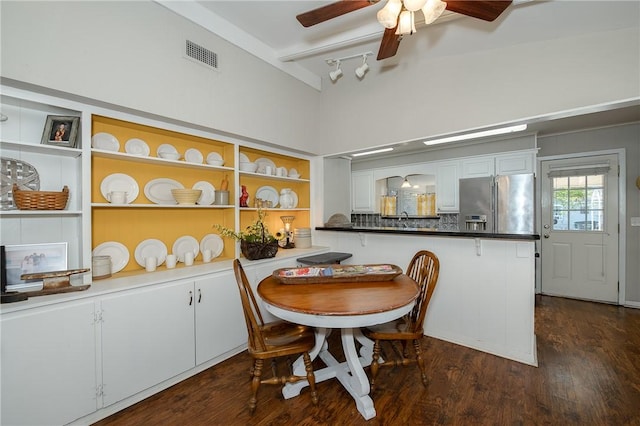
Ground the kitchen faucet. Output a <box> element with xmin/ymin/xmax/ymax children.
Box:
<box><xmin>400</xmin><ymin>211</ymin><xmax>409</xmax><ymax>228</ymax></box>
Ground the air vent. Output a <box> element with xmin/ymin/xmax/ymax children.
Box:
<box><xmin>185</xmin><ymin>40</ymin><xmax>218</xmax><ymax>70</ymax></box>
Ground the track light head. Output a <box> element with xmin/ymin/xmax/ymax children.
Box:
<box><xmin>329</xmin><ymin>60</ymin><xmax>343</xmax><ymax>82</ymax></box>
<box><xmin>355</xmin><ymin>55</ymin><xmax>369</xmax><ymax>79</ymax></box>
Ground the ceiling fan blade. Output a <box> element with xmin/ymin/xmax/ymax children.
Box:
<box><xmin>377</xmin><ymin>27</ymin><xmax>402</xmax><ymax>60</ymax></box>
<box><xmin>297</xmin><ymin>0</ymin><xmax>377</xmax><ymax>27</ymax></box>
<box><xmin>445</xmin><ymin>0</ymin><xmax>512</xmax><ymax>22</ymax></box>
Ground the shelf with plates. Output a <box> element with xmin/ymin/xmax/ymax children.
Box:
<box><xmin>238</xmin><ymin>170</ymin><xmax>310</xmax><ymax>182</ymax></box>
<box><xmin>238</xmin><ymin>147</ymin><xmax>311</xmax><ymax>237</ymax></box>
<box><xmin>91</xmin><ymin>114</ymin><xmax>236</xmax><ymax>272</ymax></box>
<box><xmin>92</xmin><ymin>148</ymin><xmax>234</xmax><ymax>172</ymax></box>
<box><xmin>91</xmin><ymin>203</ymin><xmax>233</xmax><ymax>209</ymax></box>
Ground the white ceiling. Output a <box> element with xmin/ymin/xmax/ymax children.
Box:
<box><xmin>157</xmin><ymin>0</ymin><xmax>639</xmax><ymax>157</ymax></box>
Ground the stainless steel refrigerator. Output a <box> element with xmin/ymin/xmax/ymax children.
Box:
<box><xmin>458</xmin><ymin>174</ymin><xmax>534</xmax><ymax>234</ymax></box>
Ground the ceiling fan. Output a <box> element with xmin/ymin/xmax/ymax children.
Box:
<box><xmin>297</xmin><ymin>0</ymin><xmax>513</xmax><ymax>60</ymax></box>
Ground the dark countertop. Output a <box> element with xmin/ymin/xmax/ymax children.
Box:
<box><xmin>315</xmin><ymin>226</ymin><xmax>540</xmax><ymax>241</ymax></box>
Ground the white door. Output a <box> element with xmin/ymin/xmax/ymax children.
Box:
<box><xmin>540</xmin><ymin>154</ymin><xmax>619</xmax><ymax>303</ymax></box>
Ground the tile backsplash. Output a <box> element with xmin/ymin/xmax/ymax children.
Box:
<box><xmin>351</xmin><ymin>213</ymin><xmax>459</xmax><ymax>230</ymax></box>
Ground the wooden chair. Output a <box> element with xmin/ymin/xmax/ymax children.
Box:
<box><xmin>232</xmin><ymin>259</ymin><xmax>318</xmax><ymax>413</ymax></box>
<box><xmin>362</xmin><ymin>250</ymin><xmax>440</xmax><ymax>391</ymax></box>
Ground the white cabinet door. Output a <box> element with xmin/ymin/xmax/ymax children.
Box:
<box><xmin>435</xmin><ymin>161</ymin><xmax>460</xmax><ymax>213</ymax></box>
<box><xmin>195</xmin><ymin>271</ymin><xmax>247</xmax><ymax>365</ymax></box>
<box><xmin>461</xmin><ymin>157</ymin><xmax>495</xmax><ymax>178</ymax></box>
<box><xmin>101</xmin><ymin>280</ymin><xmax>195</xmax><ymax>406</ymax></box>
<box><xmin>351</xmin><ymin>170</ymin><xmax>375</xmax><ymax>212</ymax></box>
<box><xmin>1</xmin><ymin>300</ymin><xmax>98</xmax><ymax>426</ymax></box>
<box><xmin>495</xmin><ymin>152</ymin><xmax>535</xmax><ymax>175</ymax></box>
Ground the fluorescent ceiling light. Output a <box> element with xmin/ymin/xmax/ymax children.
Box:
<box><xmin>423</xmin><ymin>124</ymin><xmax>528</xmax><ymax>146</ymax></box>
<box><xmin>352</xmin><ymin>147</ymin><xmax>394</xmax><ymax>157</ymax></box>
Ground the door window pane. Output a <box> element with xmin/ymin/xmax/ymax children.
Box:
<box><xmin>552</xmin><ymin>173</ymin><xmax>604</xmax><ymax>231</ymax></box>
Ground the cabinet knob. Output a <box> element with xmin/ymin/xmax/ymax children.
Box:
<box><xmin>188</xmin><ymin>291</ymin><xmax>193</xmax><ymax>306</ymax></box>
<box><xmin>198</xmin><ymin>289</ymin><xmax>202</xmax><ymax>303</ymax></box>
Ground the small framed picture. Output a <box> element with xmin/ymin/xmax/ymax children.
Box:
<box><xmin>3</xmin><ymin>243</ymin><xmax>68</xmax><ymax>290</ymax></box>
<box><xmin>41</xmin><ymin>115</ymin><xmax>80</xmax><ymax>148</ymax></box>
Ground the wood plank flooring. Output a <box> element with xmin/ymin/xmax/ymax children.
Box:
<box><xmin>94</xmin><ymin>296</ymin><xmax>640</xmax><ymax>425</ymax></box>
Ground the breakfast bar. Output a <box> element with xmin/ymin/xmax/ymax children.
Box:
<box><xmin>314</xmin><ymin>227</ymin><xmax>540</xmax><ymax>366</ymax></box>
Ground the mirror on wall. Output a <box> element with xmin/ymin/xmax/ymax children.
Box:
<box><xmin>377</xmin><ymin>175</ymin><xmax>437</xmax><ymax>217</ymax></box>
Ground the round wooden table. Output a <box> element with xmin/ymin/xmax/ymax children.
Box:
<box><xmin>258</xmin><ymin>274</ymin><xmax>419</xmax><ymax>420</ymax></box>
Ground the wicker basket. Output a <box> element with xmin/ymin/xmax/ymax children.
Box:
<box><xmin>12</xmin><ymin>184</ymin><xmax>69</xmax><ymax>210</ymax></box>
<box><xmin>241</xmin><ymin>240</ymin><xmax>279</xmax><ymax>260</ymax></box>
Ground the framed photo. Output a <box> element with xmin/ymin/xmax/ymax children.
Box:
<box><xmin>3</xmin><ymin>243</ymin><xmax>68</xmax><ymax>290</ymax></box>
<box><xmin>41</xmin><ymin>115</ymin><xmax>80</xmax><ymax>148</ymax></box>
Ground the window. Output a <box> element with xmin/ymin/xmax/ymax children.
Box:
<box><xmin>552</xmin><ymin>174</ymin><xmax>604</xmax><ymax>231</ymax></box>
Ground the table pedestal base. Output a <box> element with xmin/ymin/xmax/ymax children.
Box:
<box><xmin>283</xmin><ymin>327</ymin><xmax>377</xmax><ymax>420</ymax></box>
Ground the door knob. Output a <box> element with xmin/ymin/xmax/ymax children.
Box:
<box><xmin>543</xmin><ymin>233</ymin><xmax>549</xmax><ymax>238</ymax></box>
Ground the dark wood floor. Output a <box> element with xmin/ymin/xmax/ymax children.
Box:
<box><xmin>94</xmin><ymin>295</ymin><xmax>640</xmax><ymax>425</ymax></box>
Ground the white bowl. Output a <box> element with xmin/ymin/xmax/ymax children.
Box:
<box><xmin>158</xmin><ymin>151</ymin><xmax>181</xmax><ymax>160</ymax></box>
<box><xmin>289</xmin><ymin>173</ymin><xmax>301</xmax><ymax>179</ymax></box>
<box><xmin>239</xmin><ymin>162</ymin><xmax>258</xmax><ymax>172</ymax></box>
<box><xmin>206</xmin><ymin>159</ymin><xmax>224</xmax><ymax>167</ymax></box>
<box><xmin>171</xmin><ymin>189</ymin><xmax>202</xmax><ymax>205</ymax></box>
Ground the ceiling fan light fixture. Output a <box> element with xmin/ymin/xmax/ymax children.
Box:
<box><xmin>377</xmin><ymin>0</ymin><xmax>403</xmax><ymax>29</ymax></box>
<box><xmin>403</xmin><ymin>0</ymin><xmax>428</xmax><ymax>12</ymax></box>
<box><xmin>422</xmin><ymin>0</ymin><xmax>447</xmax><ymax>25</ymax></box>
<box><xmin>396</xmin><ymin>10</ymin><xmax>416</xmax><ymax>35</ymax></box>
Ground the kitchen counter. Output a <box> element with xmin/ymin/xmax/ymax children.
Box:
<box><xmin>313</xmin><ymin>229</ymin><xmax>538</xmax><ymax>366</ymax></box>
<box><xmin>316</xmin><ymin>226</ymin><xmax>540</xmax><ymax>241</ymax></box>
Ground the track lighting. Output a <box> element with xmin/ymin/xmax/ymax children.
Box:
<box><xmin>326</xmin><ymin>51</ymin><xmax>373</xmax><ymax>83</ymax></box>
<box><xmin>355</xmin><ymin>55</ymin><xmax>369</xmax><ymax>79</ymax></box>
<box><xmin>329</xmin><ymin>60</ymin><xmax>343</xmax><ymax>82</ymax></box>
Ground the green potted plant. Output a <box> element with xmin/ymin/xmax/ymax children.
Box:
<box><xmin>214</xmin><ymin>209</ymin><xmax>280</xmax><ymax>260</ymax></box>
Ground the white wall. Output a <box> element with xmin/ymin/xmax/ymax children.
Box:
<box><xmin>317</xmin><ymin>26</ymin><xmax>639</xmax><ymax>156</ymax></box>
<box><xmin>0</xmin><ymin>1</ymin><xmax>320</xmax><ymax>154</ymax></box>
<box><xmin>2</xmin><ymin>1</ymin><xmax>638</xmax><ymax>158</ymax></box>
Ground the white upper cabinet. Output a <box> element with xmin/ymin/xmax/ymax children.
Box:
<box><xmin>461</xmin><ymin>157</ymin><xmax>495</xmax><ymax>178</ymax></box>
<box><xmin>495</xmin><ymin>151</ymin><xmax>535</xmax><ymax>175</ymax></box>
<box><xmin>435</xmin><ymin>161</ymin><xmax>460</xmax><ymax>213</ymax></box>
<box><xmin>351</xmin><ymin>170</ymin><xmax>375</xmax><ymax>212</ymax></box>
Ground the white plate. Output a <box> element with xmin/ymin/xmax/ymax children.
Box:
<box><xmin>206</xmin><ymin>152</ymin><xmax>222</xmax><ymax>162</ymax></box>
<box><xmin>200</xmin><ymin>234</ymin><xmax>224</xmax><ymax>258</ymax></box>
<box><xmin>192</xmin><ymin>181</ymin><xmax>215</xmax><ymax>205</ymax></box>
<box><xmin>144</xmin><ymin>178</ymin><xmax>184</xmax><ymax>204</ymax></box>
<box><xmin>185</xmin><ymin>148</ymin><xmax>203</xmax><ymax>164</ymax></box>
<box><xmin>134</xmin><ymin>238</ymin><xmax>167</xmax><ymax>267</ymax></box>
<box><xmin>239</xmin><ymin>153</ymin><xmax>250</xmax><ymax>163</ymax></box>
<box><xmin>256</xmin><ymin>185</ymin><xmax>279</xmax><ymax>207</ymax></box>
<box><xmin>289</xmin><ymin>168</ymin><xmax>298</xmax><ymax>176</ymax></box>
<box><xmin>172</xmin><ymin>235</ymin><xmax>199</xmax><ymax>262</ymax></box>
<box><xmin>124</xmin><ymin>138</ymin><xmax>150</xmax><ymax>156</ymax></box>
<box><xmin>255</xmin><ymin>157</ymin><xmax>276</xmax><ymax>175</ymax></box>
<box><xmin>157</xmin><ymin>143</ymin><xmax>178</xmax><ymax>156</ymax></box>
<box><xmin>92</xmin><ymin>133</ymin><xmax>120</xmax><ymax>151</ymax></box>
<box><xmin>290</xmin><ymin>190</ymin><xmax>299</xmax><ymax>208</ymax></box>
<box><xmin>100</xmin><ymin>173</ymin><xmax>139</xmax><ymax>204</ymax></box>
<box><xmin>92</xmin><ymin>241</ymin><xmax>129</xmax><ymax>273</ymax></box>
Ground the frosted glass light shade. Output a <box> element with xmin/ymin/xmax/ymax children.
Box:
<box><xmin>422</xmin><ymin>0</ymin><xmax>447</xmax><ymax>24</ymax></box>
<box><xmin>403</xmin><ymin>0</ymin><xmax>428</xmax><ymax>12</ymax></box>
<box><xmin>377</xmin><ymin>0</ymin><xmax>402</xmax><ymax>28</ymax></box>
<box><xmin>395</xmin><ymin>10</ymin><xmax>416</xmax><ymax>35</ymax></box>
